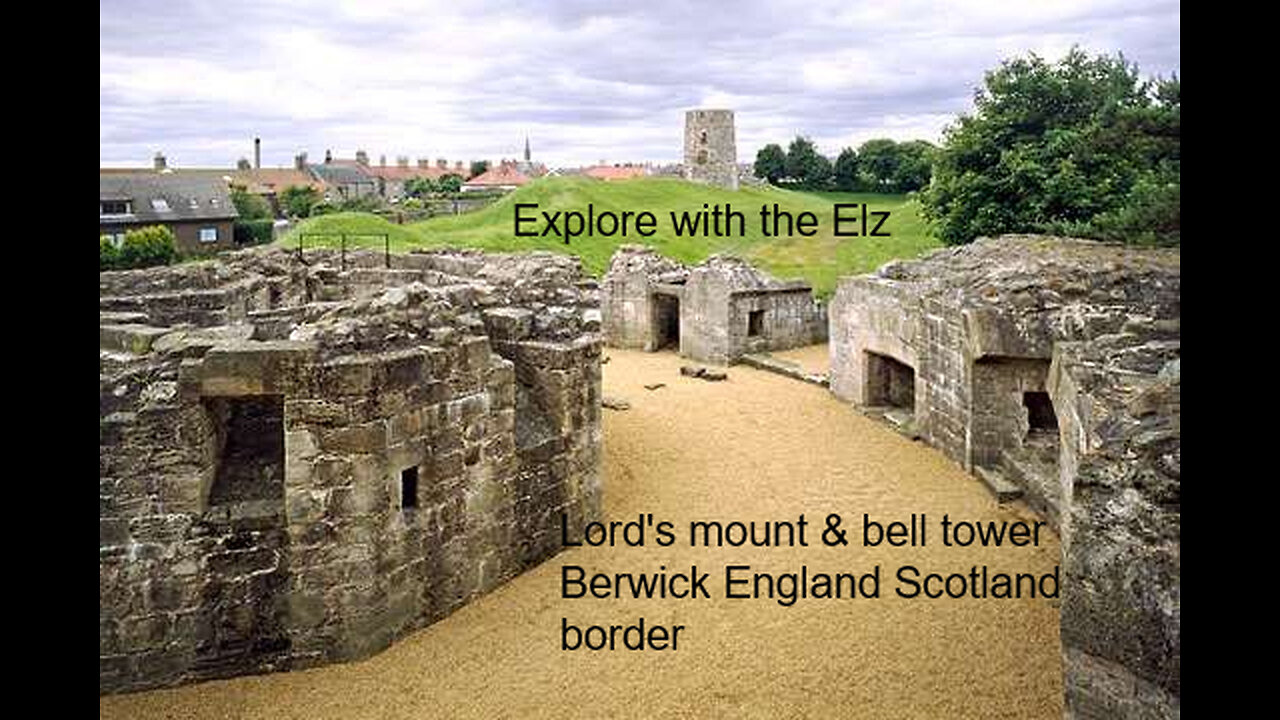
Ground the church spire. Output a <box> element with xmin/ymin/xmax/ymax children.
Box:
<box><xmin>524</xmin><ymin>135</ymin><xmax>531</xmax><ymax>162</ymax></box>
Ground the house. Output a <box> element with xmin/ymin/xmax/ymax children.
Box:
<box><xmin>100</xmin><ymin>172</ymin><xmax>239</xmax><ymax>254</ymax></box>
<box><xmin>461</xmin><ymin>161</ymin><xmax>530</xmax><ymax>192</ymax></box>
<box><xmin>582</xmin><ymin>164</ymin><xmax>649</xmax><ymax>181</ymax></box>
<box><xmin>229</xmin><ymin>168</ymin><xmax>326</xmax><ymax>214</ymax></box>
<box><xmin>364</xmin><ymin>157</ymin><xmax>471</xmax><ymax>200</ymax></box>
<box><xmin>307</xmin><ymin>150</ymin><xmax>378</xmax><ymax>201</ymax></box>
<box><xmin>103</xmin><ymin>151</ymin><xmax>327</xmax><ymax>219</ymax></box>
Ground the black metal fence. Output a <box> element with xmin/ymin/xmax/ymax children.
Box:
<box><xmin>296</xmin><ymin>233</ymin><xmax>391</xmax><ymax>270</ymax></box>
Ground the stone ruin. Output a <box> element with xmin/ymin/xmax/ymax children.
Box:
<box><xmin>601</xmin><ymin>245</ymin><xmax>827</xmax><ymax>364</ymax></box>
<box><xmin>829</xmin><ymin>235</ymin><xmax>1180</xmax><ymax>718</ymax></box>
<box><xmin>101</xmin><ymin>235</ymin><xmax>1180</xmax><ymax>717</ymax></box>
<box><xmin>99</xmin><ymin>246</ymin><xmax>603</xmax><ymax>693</ymax></box>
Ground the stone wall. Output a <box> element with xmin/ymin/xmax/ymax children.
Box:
<box><xmin>828</xmin><ymin>235</ymin><xmax>1180</xmax><ymax>719</ymax></box>
<box><xmin>830</xmin><ymin>235</ymin><xmax>1180</xmax><ymax>478</ymax></box>
<box><xmin>100</xmin><ymin>247</ymin><xmax>603</xmax><ymax>693</ymax></box>
<box><xmin>601</xmin><ymin>247</ymin><xmax>827</xmax><ymax>364</ymax></box>
<box><xmin>683</xmin><ymin>109</ymin><xmax>738</xmax><ymax>190</ymax></box>
<box><xmin>599</xmin><ymin>245</ymin><xmax>687</xmax><ymax>351</ymax></box>
<box><xmin>1050</xmin><ymin>334</ymin><xmax>1180</xmax><ymax>719</ymax></box>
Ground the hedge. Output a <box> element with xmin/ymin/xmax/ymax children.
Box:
<box><xmin>234</xmin><ymin>218</ymin><xmax>275</xmax><ymax>246</ymax></box>
<box><xmin>100</xmin><ymin>225</ymin><xmax>178</xmax><ymax>271</ymax></box>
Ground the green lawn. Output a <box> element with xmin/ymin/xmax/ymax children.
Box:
<box><xmin>281</xmin><ymin>177</ymin><xmax>940</xmax><ymax>298</ymax></box>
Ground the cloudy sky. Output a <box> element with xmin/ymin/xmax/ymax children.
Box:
<box><xmin>100</xmin><ymin>0</ymin><xmax>1179</xmax><ymax>169</ymax></box>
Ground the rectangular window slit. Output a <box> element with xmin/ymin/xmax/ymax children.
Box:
<box><xmin>401</xmin><ymin>466</ymin><xmax>419</xmax><ymax>509</ymax></box>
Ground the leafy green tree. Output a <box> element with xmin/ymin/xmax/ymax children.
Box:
<box><xmin>754</xmin><ymin>144</ymin><xmax>787</xmax><ymax>184</ymax></box>
<box><xmin>438</xmin><ymin>174</ymin><xmax>463</xmax><ymax>193</ymax></box>
<box><xmin>784</xmin><ymin>136</ymin><xmax>831</xmax><ymax>189</ymax></box>
<box><xmin>833</xmin><ymin>148</ymin><xmax>860</xmax><ymax>191</ymax></box>
<box><xmin>230</xmin><ymin>187</ymin><xmax>273</xmax><ymax>220</ymax></box>
<box><xmin>469</xmin><ymin>160</ymin><xmax>490</xmax><ymax>178</ymax></box>
<box><xmin>279</xmin><ymin>185</ymin><xmax>320</xmax><ymax>218</ymax></box>
<box><xmin>891</xmin><ymin>140</ymin><xmax>936</xmax><ymax>192</ymax></box>
<box><xmin>922</xmin><ymin>49</ymin><xmax>1180</xmax><ymax>245</ymax></box>
<box><xmin>857</xmin><ymin>139</ymin><xmax>900</xmax><ymax>191</ymax></box>
<box><xmin>404</xmin><ymin>177</ymin><xmax>438</xmax><ymax>197</ymax></box>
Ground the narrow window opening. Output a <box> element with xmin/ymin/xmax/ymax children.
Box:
<box><xmin>401</xmin><ymin>466</ymin><xmax>419</xmax><ymax>509</ymax></box>
<box><xmin>1024</xmin><ymin>392</ymin><xmax>1058</xmax><ymax>433</ymax></box>
<box><xmin>866</xmin><ymin>351</ymin><xmax>915</xmax><ymax>411</ymax></box>
<box><xmin>748</xmin><ymin>310</ymin><xmax>765</xmax><ymax>337</ymax></box>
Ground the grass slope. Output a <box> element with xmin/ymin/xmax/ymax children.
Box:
<box><xmin>282</xmin><ymin>177</ymin><xmax>939</xmax><ymax>298</ymax></box>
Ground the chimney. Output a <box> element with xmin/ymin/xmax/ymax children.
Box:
<box><xmin>455</xmin><ymin>161</ymin><xmax>463</xmax><ymax>171</ymax></box>
<box><xmin>153</xmin><ymin>152</ymin><xmax>167</xmax><ymax>171</ymax></box>
<box><xmin>417</xmin><ymin>158</ymin><xmax>429</xmax><ymax>168</ymax></box>
<box><xmin>380</xmin><ymin>154</ymin><xmax>387</xmax><ymax>167</ymax></box>
<box><xmin>237</xmin><ymin>158</ymin><xmax>251</xmax><ymax>171</ymax></box>
<box><xmin>254</xmin><ymin>137</ymin><xmax>261</xmax><ymax>169</ymax></box>
<box><xmin>437</xmin><ymin>158</ymin><xmax>447</xmax><ymax>169</ymax></box>
<box><xmin>325</xmin><ymin>149</ymin><xmax>332</xmax><ymax>164</ymax></box>
<box><xmin>356</xmin><ymin>149</ymin><xmax>369</xmax><ymax>166</ymax></box>
<box><xmin>397</xmin><ymin>156</ymin><xmax>410</xmax><ymax>168</ymax></box>
<box><xmin>295</xmin><ymin>152</ymin><xmax>308</xmax><ymax>171</ymax></box>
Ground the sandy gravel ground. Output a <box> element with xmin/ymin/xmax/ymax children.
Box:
<box><xmin>770</xmin><ymin>343</ymin><xmax>831</xmax><ymax>377</ymax></box>
<box><xmin>100</xmin><ymin>348</ymin><xmax>1062</xmax><ymax>719</ymax></box>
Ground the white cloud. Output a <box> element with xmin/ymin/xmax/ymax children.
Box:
<box><xmin>99</xmin><ymin>0</ymin><xmax>1180</xmax><ymax>167</ymax></box>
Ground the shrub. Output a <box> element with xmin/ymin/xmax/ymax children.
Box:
<box><xmin>100</xmin><ymin>235</ymin><xmax>120</xmax><ymax>270</ymax></box>
<box><xmin>231</xmin><ymin>188</ymin><xmax>273</xmax><ymax>220</ymax></box>
<box><xmin>280</xmin><ymin>185</ymin><xmax>320</xmax><ymax>218</ymax></box>
<box><xmin>234</xmin><ymin>218</ymin><xmax>275</xmax><ymax>246</ymax></box>
<box><xmin>310</xmin><ymin>201</ymin><xmax>336</xmax><ymax>216</ymax></box>
<box><xmin>337</xmin><ymin>195</ymin><xmax>384</xmax><ymax>213</ymax></box>
<box><xmin>101</xmin><ymin>225</ymin><xmax>177</xmax><ymax>271</ymax></box>
<box><xmin>437</xmin><ymin>174</ymin><xmax>463</xmax><ymax>193</ymax></box>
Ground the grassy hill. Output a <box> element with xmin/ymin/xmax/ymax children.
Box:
<box><xmin>281</xmin><ymin>177</ymin><xmax>940</xmax><ymax>298</ymax></box>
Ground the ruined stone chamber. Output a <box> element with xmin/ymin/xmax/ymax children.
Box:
<box><xmin>828</xmin><ymin>235</ymin><xmax>1180</xmax><ymax>718</ymax></box>
<box><xmin>601</xmin><ymin>245</ymin><xmax>827</xmax><ymax>365</ymax></box>
<box><xmin>100</xmin><ymin>247</ymin><xmax>604</xmax><ymax>693</ymax></box>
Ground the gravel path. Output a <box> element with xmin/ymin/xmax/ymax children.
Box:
<box><xmin>770</xmin><ymin>343</ymin><xmax>831</xmax><ymax>377</ymax></box>
<box><xmin>101</xmin><ymin>348</ymin><xmax>1062</xmax><ymax>719</ymax></box>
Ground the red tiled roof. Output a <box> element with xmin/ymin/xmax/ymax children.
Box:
<box><xmin>365</xmin><ymin>165</ymin><xmax>471</xmax><ymax>181</ymax></box>
<box><xmin>582</xmin><ymin>165</ymin><xmax>648</xmax><ymax>181</ymax></box>
<box><xmin>464</xmin><ymin>164</ymin><xmax>530</xmax><ymax>187</ymax></box>
<box><xmin>99</xmin><ymin>167</ymin><xmax>327</xmax><ymax>195</ymax></box>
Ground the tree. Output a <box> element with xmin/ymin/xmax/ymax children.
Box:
<box><xmin>784</xmin><ymin>136</ymin><xmax>831</xmax><ymax>189</ymax></box>
<box><xmin>438</xmin><ymin>174</ymin><xmax>463</xmax><ymax>193</ymax></box>
<box><xmin>857</xmin><ymin>139</ymin><xmax>900</xmax><ymax>191</ymax></box>
<box><xmin>404</xmin><ymin>177</ymin><xmax>437</xmax><ymax>197</ymax></box>
<box><xmin>921</xmin><ymin>49</ymin><xmax>1180</xmax><ymax>245</ymax></box>
<box><xmin>754</xmin><ymin>144</ymin><xmax>787</xmax><ymax>184</ymax></box>
<box><xmin>891</xmin><ymin>140</ymin><xmax>936</xmax><ymax>193</ymax></box>
<box><xmin>833</xmin><ymin>148</ymin><xmax>860</xmax><ymax>191</ymax></box>
<box><xmin>469</xmin><ymin>160</ymin><xmax>490</xmax><ymax>178</ymax></box>
<box><xmin>279</xmin><ymin>185</ymin><xmax>320</xmax><ymax>219</ymax></box>
<box><xmin>230</xmin><ymin>187</ymin><xmax>272</xmax><ymax>220</ymax></box>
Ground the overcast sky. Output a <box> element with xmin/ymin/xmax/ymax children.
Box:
<box><xmin>100</xmin><ymin>0</ymin><xmax>1179</xmax><ymax>169</ymax></box>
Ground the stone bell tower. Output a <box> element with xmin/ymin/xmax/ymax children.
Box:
<box><xmin>683</xmin><ymin>109</ymin><xmax>738</xmax><ymax>190</ymax></box>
